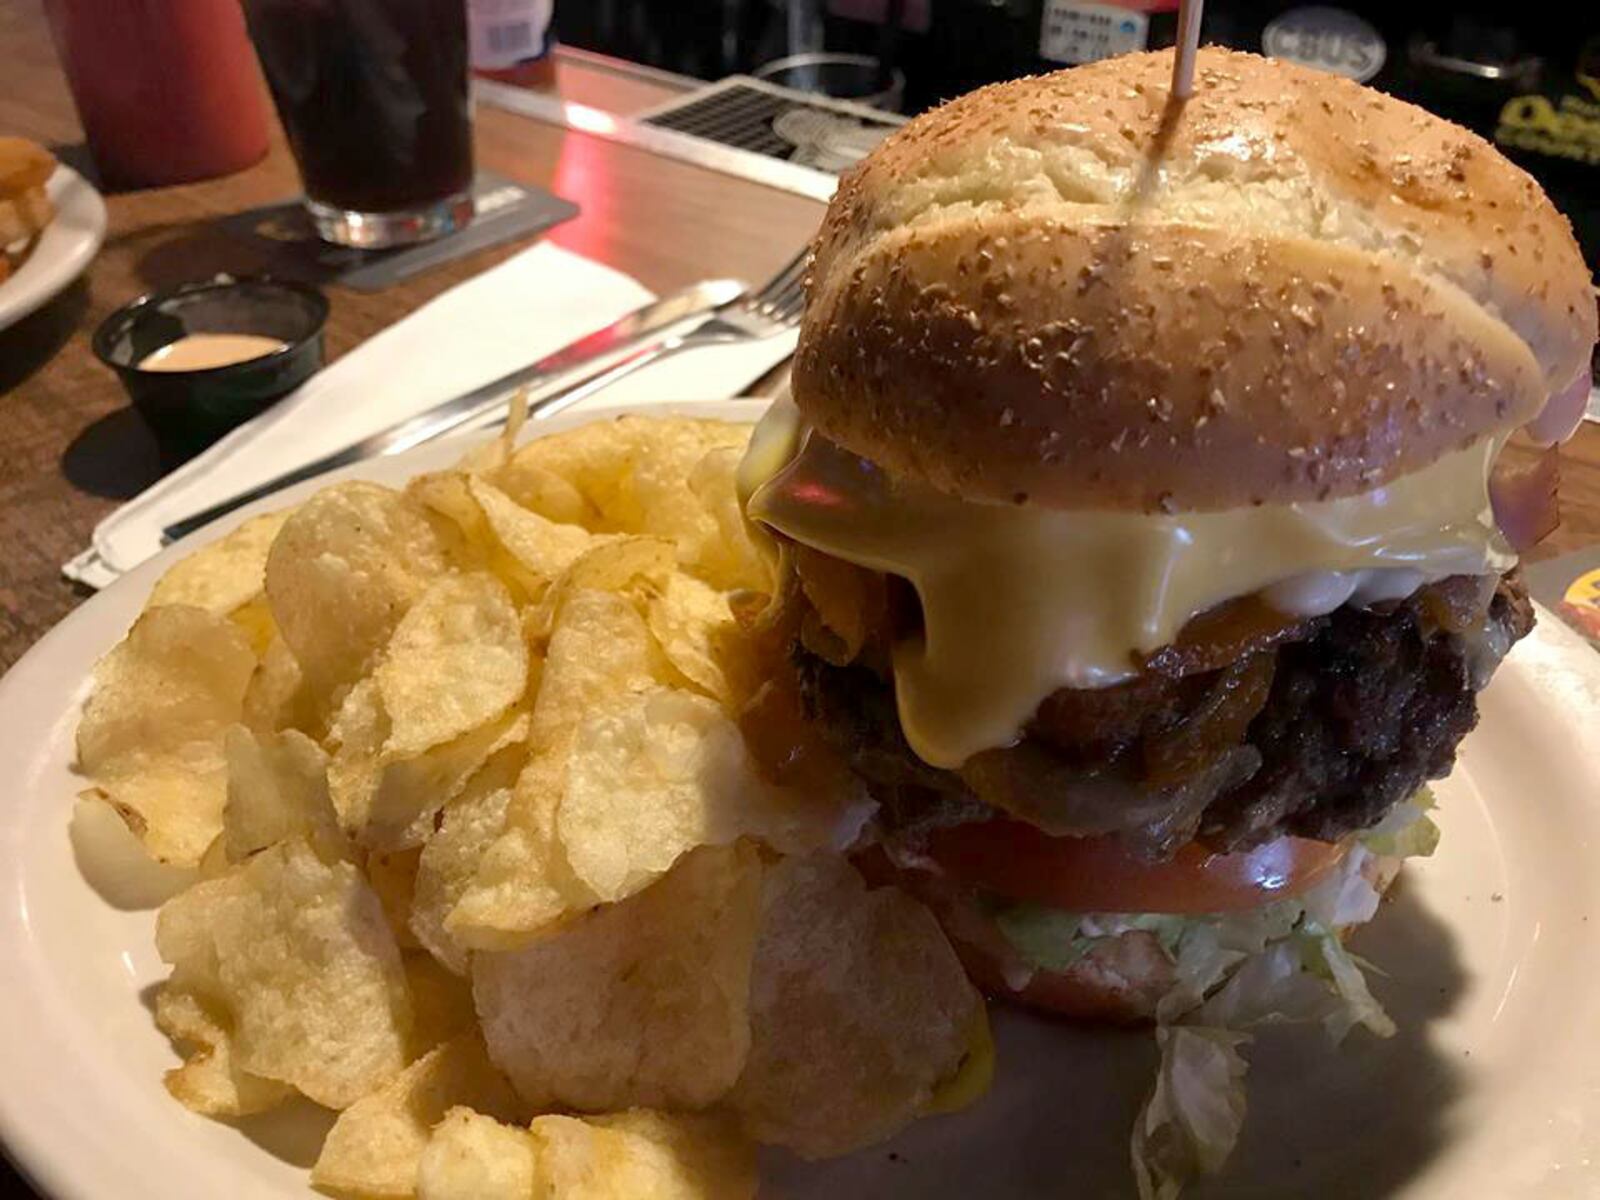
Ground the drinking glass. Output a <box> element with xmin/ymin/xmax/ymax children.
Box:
<box><xmin>242</xmin><ymin>0</ymin><xmax>476</xmax><ymax>249</ymax></box>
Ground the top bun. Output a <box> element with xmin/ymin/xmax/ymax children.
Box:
<box><xmin>793</xmin><ymin>48</ymin><xmax>1596</xmax><ymax>512</ymax></box>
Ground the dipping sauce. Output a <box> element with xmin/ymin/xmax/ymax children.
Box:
<box><xmin>137</xmin><ymin>333</ymin><xmax>288</xmax><ymax>373</ymax></box>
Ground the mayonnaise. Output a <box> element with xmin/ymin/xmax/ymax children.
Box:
<box><xmin>744</xmin><ymin>399</ymin><xmax>1513</xmax><ymax>768</ymax></box>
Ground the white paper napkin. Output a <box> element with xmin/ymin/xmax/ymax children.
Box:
<box><xmin>65</xmin><ymin>242</ymin><xmax>795</xmax><ymax>589</ymax></box>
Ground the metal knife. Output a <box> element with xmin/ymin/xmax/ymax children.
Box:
<box><xmin>161</xmin><ymin>278</ymin><xmax>745</xmax><ymax>544</ymax></box>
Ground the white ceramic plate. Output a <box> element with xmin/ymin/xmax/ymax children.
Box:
<box><xmin>2</xmin><ymin>399</ymin><xmax>1598</xmax><ymax>1200</ymax></box>
<box><xmin>0</xmin><ymin>164</ymin><xmax>106</xmax><ymax>333</ymax></box>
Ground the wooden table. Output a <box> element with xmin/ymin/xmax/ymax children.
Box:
<box><xmin>0</xmin><ymin>0</ymin><xmax>824</xmax><ymax>673</ymax></box>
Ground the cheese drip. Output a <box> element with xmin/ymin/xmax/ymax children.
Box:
<box><xmin>744</xmin><ymin>401</ymin><xmax>1514</xmax><ymax>769</ymax></box>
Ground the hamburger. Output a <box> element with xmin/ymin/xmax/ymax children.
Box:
<box><xmin>0</xmin><ymin>137</ymin><xmax>55</xmax><ymax>284</ymax></box>
<box><xmin>737</xmin><ymin>47</ymin><xmax>1596</xmax><ymax>1193</ymax></box>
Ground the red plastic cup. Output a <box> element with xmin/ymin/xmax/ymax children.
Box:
<box><xmin>43</xmin><ymin>0</ymin><xmax>271</xmax><ymax>189</ymax></box>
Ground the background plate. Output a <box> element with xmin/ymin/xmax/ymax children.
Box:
<box><xmin>0</xmin><ymin>164</ymin><xmax>106</xmax><ymax>333</ymax></box>
<box><xmin>1</xmin><ymin>400</ymin><xmax>1597</xmax><ymax>1199</ymax></box>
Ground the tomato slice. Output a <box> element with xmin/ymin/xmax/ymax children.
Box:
<box><xmin>923</xmin><ymin>819</ymin><xmax>1346</xmax><ymax>914</ymax></box>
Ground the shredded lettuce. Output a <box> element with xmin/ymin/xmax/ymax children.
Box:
<box><xmin>1358</xmin><ymin>787</ymin><xmax>1441</xmax><ymax>859</ymax></box>
<box><xmin>1302</xmin><ymin>920</ymin><xmax>1396</xmax><ymax>1041</ymax></box>
<box><xmin>988</xmin><ymin>797</ymin><xmax>1440</xmax><ymax>1199</ymax></box>
<box><xmin>1131</xmin><ymin>1026</ymin><xmax>1250</xmax><ymax>1200</ymax></box>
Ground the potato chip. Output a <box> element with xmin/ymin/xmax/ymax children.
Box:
<box><xmin>222</xmin><ymin>727</ymin><xmax>344</xmax><ymax>864</ymax></box>
<box><xmin>645</xmin><ymin>573</ymin><xmax>736</xmax><ymax>704</ymax></box>
<box><xmin>684</xmin><ymin>444</ymin><xmax>770</xmax><ymax>594</ymax></box>
<box><xmin>558</xmin><ymin>689</ymin><xmax>873</xmax><ymax>904</ymax></box>
<box><xmin>725</xmin><ymin>852</ymin><xmax>986</xmax><ymax>1158</ymax></box>
<box><xmin>154</xmin><ymin>985</ymin><xmax>295</xmax><ymax>1117</ymax></box>
<box><xmin>445</xmin><ymin>747</ymin><xmax>593</xmax><ymax>951</ymax></box>
<box><xmin>490</xmin><ymin>453</ymin><xmax>593</xmax><ymax>528</ymax></box>
<box><xmin>76</xmin><ymin>605</ymin><xmax>257</xmax><ymax>866</ymax></box>
<box><xmin>491</xmin><ymin>418</ymin><xmax>643</xmax><ymax>530</ymax></box>
<box><xmin>229</xmin><ymin>597</ymin><xmax>280</xmax><ymax>659</ymax></box>
<box><xmin>403</xmin><ymin>950</ymin><xmax>477</xmax><ymax>1054</ymax></box>
<box><xmin>406</xmin><ymin>470</ymin><xmax>494</xmax><ymax>570</ymax></box>
<box><xmin>450</xmin><ymin>776</ymin><xmax>564</xmax><ymax>956</ymax></box>
<box><xmin>453</xmin><ymin>388</ymin><xmax>528</xmax><ymax>479</ymax></box>
<box><xmin>376</xmin><ymin>572</ymin><xmax>528</xmax><ymax>762</ymax></box>
<box><xmin>242</xmin><ymin>632</ymin><xmax>311</xmax><ymax>736</ymax></box>
<box><xmin>620</xmin><ymin>417</ymin><xmax>750</xmax><ymax>548</ymax></box>
<box><xmin>69</xmin><ymin>794</ymin><xmax>196</xmax><ymax>908</ymax></box>
<box><xmin>147</xmin><ymin>511</ymin><xmax>290</xmax><ymax>616</ymax></box>
<box><xmin>530</xmin><ymin>538</ymin><xmax>675</xmax><ymax>641</ymax></box>
<box><xmin>369</xmin><ymin>847</ymin><xmax>424</xmax><ymax>951</ymax></box>
<box><xmin>264</xmin><ymin>482</ymin><xmax>447</xmax><ymax>701</ymax></box>
<box><xmin>412</xmin><ymin>748</ymin><xmax>520</xmax><ymax>975</ymax></box>
<box><xmin>526</xmin><ymin>1109</ymin><xmax>757</xmax><ymax>1200</ymax></box>
<box><xmin>473</xmin><ymin>842</ymin><xmax>761</xmax><ymax>1111</ymax></box>
<box><xmin>363</xmin><ymin>710</ymin><xmax>530</xmax><ymax>852</ymax></box>
<box><xmin>447</xmin><ymin>590</ymin><xmax>662</xmax><ymax>947</ymax></box>
<box><xmin>156</xmin><ymin>837</ymin><xmax>412</xmax><ymax>1108</ymax></box>
<box><xmin>312</xmin><ymin>1034</ymin><xmax>523</xmax><ymax>1199</ymax></box>
<box><xmin>530</xmin><ymin>587</ymin><xmax>661</xmax><ymax>750</ymax></box>
<box><xmin>416</xmin><ymin>1107</ymin><xmax>537</xmax><ymax>1200</ymax></box>
<box><xmin>469</xmin><ymin>476</ymin><xmax>598</xmax><ymax>591</ymax></box>
<box><xmin>327</xmin><ymin>677</ymin><xmax>390</xmax><ymax>829</ymax></box>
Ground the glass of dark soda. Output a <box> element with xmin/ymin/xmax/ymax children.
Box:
<box><xmin>242</xmin><ymin>0</ymin><xmax>475</xmax><ymax>249</ymax></box>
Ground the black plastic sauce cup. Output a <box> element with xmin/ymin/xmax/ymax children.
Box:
<box><xmin>92</xmin><ymin>277</ymin><xmax>329</xmax><ymax>457</ymax></box>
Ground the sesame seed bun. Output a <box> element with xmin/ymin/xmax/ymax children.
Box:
<box><xmin>793</xmin><ymin>48</ymin><xmax>1596</xmax><ymax>512</ymax></box>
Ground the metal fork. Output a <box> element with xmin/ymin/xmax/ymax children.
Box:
<box><xmin>507</xmin><ymin>245</ymin><xmax>810</xmax><ymax>429</ymax></box>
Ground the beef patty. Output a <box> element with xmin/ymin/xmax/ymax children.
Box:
<box><xmin>785</xmin><ymin>572</ymin><xmax>1534</xmax><ymax>858</ymax></box>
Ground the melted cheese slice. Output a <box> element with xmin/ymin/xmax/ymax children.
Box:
<box><xmin>743</xmin><ymin>400</ymin><xmax>1513</xmax><ymax>769</ymax></box>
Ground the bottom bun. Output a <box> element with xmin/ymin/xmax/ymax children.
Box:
<box><xmin>884</xmin><ymin>848</ymin><xmax>1405</xmax><ymax>1024</ymax></box>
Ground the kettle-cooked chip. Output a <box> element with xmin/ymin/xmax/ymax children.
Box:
<box><xmin>327</xmin><ymin>677</ymin><xmax>389</xmax><ymax>828</ymax></box>
<box><xmin>76</xmin><ymin>605</ymin><xmax>258</xmax><ymax>867</ymax></box>
<box><xmin>242</xmin><ymin>631</ymin><xmax>311</xmax><ymax>737</ymax></box>
<box><xmin>473</xmin><ymin>842</ymin><xmax>761</xmax><ymax>1111</ymax></box>
<box><xmin>328</xmin><ymin>680</ymin><xmax>530</xmax><ymax>852</ymax></box>
<box><xmin>645</xmin><ymin>573</ymin><xmax>736</xmax><ymax>705</ymax></box>
<box><xmin>412</xmin><ymin>747</ymin><xmax>521</xmax><ymax>975</ymax></box>
<box><xmin>78</xmin><ymin>604</ymin><xmax>257</xmax><ymax>771</ymax></box>
<box><xmin>559</xmin><ymin>689</ymin><xmax>873</xmax><ymax>904</ymax></box>
<box><xmin>264</xmin><ymin>482</ymin><xmax>447</xmax><ymax>703</ymax></box>
<box><xmin>364</xmin><ymin>710</ymin><xmax>531</xmax><ymax>852</ymax></box>
<box><xmin>69</xmin><ymin>794</ymin><xmax>196</xmax><ymax>908</ymax></box>
<box><xmin>684</xmin><ymin>444</ymin><xmax>770</xmax><ymax>594</ymax></box>
<box><xmin>153</xmin><ymin>984</ymin><xmax>295</xmax><ymax>1117</ymax></box>
<box><xmin>312</xmin><ymin>1034</ymin><xmax>524</xmax><ymax>1199</ymax></box>
<box><xmin>156</xmin><ymin>837</ymin><xmax>412</xmax><ymax>1109</ymax></box>
<box><xmin>527</xmin><ymin>1109</ymin><xmax>757</xmax><ymax>1200</ymax></box>
<box><xmin>619</xmin><ymin>417</ymin><xmax>751</xmax><ymax>546</ymax></box>
<box><xmin>376</xmin><ymin>572</ymin><xmax>528</xmax><ymax>762</ymax></box>
<box><xmin>530</xmin><ymin>538</ymin><xmax>675</xmax><ymax>641</ymax></box>
<box><xmin>725</xmin><ymin>853</ymin><xmax>986</xmax><ymax>1158</ymax></box>
<box><xmin>313</xmin><ymin>1042</ymin><xmax>517</xmax><ymax>1198</ymax></box>
<box><xmin>416</xmin><ymin>1107</ymin><xmax>538</xmax><ymax>1200</ymax></box>
<box><xmin>147</xmin><ymin>511</ymin><xmax>290</xmax><ymax>617</ymax></box>
<box><xmin>490</xmin><ymin>418</ymin><xmax>642</xmax><ymax>530</ymax></box>
<box><xmin>490</xmin><ymin>453</ymin><xmax>593</xmax><ymax>528</ymax></box>
<box><xmin>440</xmin><ymin>747</ymin><xmax>590</xmax><ymax>952</ymax></box>
<box><xmin>530</xmin><ymin>587</ymin><xmax>660</xmax><ymax>751</ymax></box>
<box><xmin>222</xmin><ymin>727</ymin><xmax>344</xmax><ymax>864</ymax></box>
<box><xmin>406</xmin><ymin>470</ymin><xmax>495</xmax><ymax>571</ymax></box>
<box><xmin>470</xmin><ymin>476</ymin><xmax>598</xmax><ymax>591</ymax></box>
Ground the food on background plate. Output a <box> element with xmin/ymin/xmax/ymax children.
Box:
<box><xmin>71</xmin><ymin>410</ymin><xmax>974</xmax><ymax>1200</ymax></box>
<box><xmin>0</xmin><ymin>136</ymin><xmax>54</xmax><ymax>285</ymax></box>
<box><xmin>739</xmin><ymin>45</ymin><xmax>1595</xmax><ymax>1198</ymax></box>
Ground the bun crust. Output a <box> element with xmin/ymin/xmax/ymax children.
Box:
<box><xmin>794</xmin><ymin>48</ymin><xmax>1596</xmax><ymax>512</ymax></box>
